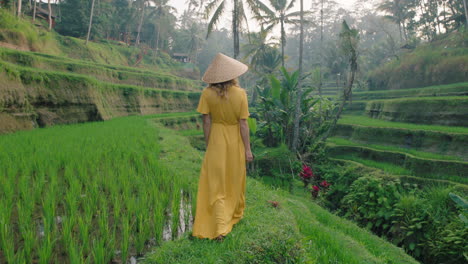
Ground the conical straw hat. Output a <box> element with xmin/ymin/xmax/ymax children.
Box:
<box><xmin>202</xmin><ymin>53</ymin><xmax>248</xmax><ymax>84</ymax></box>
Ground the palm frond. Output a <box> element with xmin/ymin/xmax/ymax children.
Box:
<box><xmin>238</xmin><ymin>0</ymin><xmax>250</xmax><ymax>35</ymax></box>
<box><xmin>286</xmin><ymin>0</ymin><xmax>296</xmax><ymax>11</ymax></box>
<box><xmin>206</xmin><ymin>1</ymin><xmax>225</xmax><ymax>38</ymax></box>
<box><xmin>205</xmin><ymin>0</ymin><xmax>223</xmax><ymax>19</ymax></box>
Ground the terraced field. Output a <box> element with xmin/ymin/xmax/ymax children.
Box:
<box><xmin>0</xmin><ymin>47</ymin><xmax>202</xmax><ymax>134</ymax></box>
<box><xmin>328</xmin><ymin>82</ymin><xmax>468</xmax><ymax>189</ymax></box>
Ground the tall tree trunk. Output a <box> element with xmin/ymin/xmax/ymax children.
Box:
<box><xmin>280</xmin><ymin>14</ymin><xmax>285</xmax><ymax>67</ymax></box>
<box><xmin>17</xmin><ymin>0</ymin><xmax>22</xmax><ymax>17</ymax></box>
<box><xmin>319</xmin><ymin>0</ymin><xmax>323</xmax><ymax>97</ymax></box>
<box><xmin>233</xmin><ymin>0</ymin><xmax>239</xmax><ymax>59</ymax></box>
<box><xmin>86</xmin><ymin>0</ymin><xmax>96</xmax><ymax>45</ymax></box>
<box><xmin>463</xmin><ymin>0</ymin><xmax>468</xmax><ymax>27</ymax></box>
<box><xmin>292</xmin><ymin>0</ymin><xmax>304</xmax><ymax>152</ymax></box>
<box><xmin>32</xmin><ymin>0</ymin><xmax>37</xmax><ymax>21</ymax></box>
<box><xmin>154</xmin><ymin>23</ymin><xmax>159</xmax><ymax>51</ymax></box>
<box><xmin>155</xmin><ymin>24</ymin><xmax>160</xmax><ymax>52</ymax></box>
<box><xmin>47</xmin><ymin>0</ymin><xmax>52</xmax><ymax>30</ymax></box>
<box><xmin>136</xmin><ymin>1</ymin><xmax>146</xmax><ymax>46</ymax></box>
<box><xmin>402</xmin><ymin>21</ymin><xmax>408</xmax><ymax>42</ymax></box>
<box><xmin>397</xmin><ymin>22</ymin><xmax>403</xmax><ymax>42</ymax></box>
<box><xmin>319</xmin><ymin>0</ymin><xmax>324</xmax><ymax>122</ymax></box>
<box><xmin>320</xmin><ymin>52</ymin><xmax>357</xmax><ymax>143</ymax></box>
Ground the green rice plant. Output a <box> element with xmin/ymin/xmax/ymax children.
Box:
<box><xmin>91</xmin><ymin>238</ymin><xmax>107</xmax><ymax>264</ymax></box>
<box><xmin>38</xmin><ymin>229</ymin><xmax>55</xmax><ymax>264</ymax></box>
<box><xmin>0</xmin><ymin>116</ymin><xmax>201</xmax><ymax>262</ymax></box>
<box><xmin>78</xmin><ymin>216</ymin><xmax>90</xmax><ymax>256</ymax></box>
<box><xmin>135</xmin><ymin>210</ymin><xmax>151</xmax><ymax>255</ymax></box>
<box><xmin>67</xmin><ymin>238</ymin><xmax>83</xmax><ymax>264</ymax></box>
<box><xmin>121</xmin><ymin>216</ymin><xmax>131</xmax><ymax>263</ymax></box>
<box><xmin>0</xmin><ymin>208</ymin><xmax>15</xmax><ymax>263</ymax></box>
<box><xmin>17</xmin><ymin>200</ymin><xmax>36</xmax><ymax>263</ymax></box>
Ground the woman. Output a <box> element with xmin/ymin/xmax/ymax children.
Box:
<box><xmin>192</xmin><ymin>53</ymin><xmax>254</xmax><ymax>241</ymax></box>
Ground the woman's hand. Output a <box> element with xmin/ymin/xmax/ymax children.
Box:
<box><xmin>245</xmin><ymin>150</ymin><xmax>254</xmax><ymax>162</ymax></box>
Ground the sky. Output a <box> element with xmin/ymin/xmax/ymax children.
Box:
<box><xmin>168</xmin><ymin>0</ymin><xmax>364</xmax><ymax>31</ymax></box>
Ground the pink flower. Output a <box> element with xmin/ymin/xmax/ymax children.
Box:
<box><xmin>312</xmin><ymin>185</ymin><xmax>320</xmax><ymax>192</ymax></box>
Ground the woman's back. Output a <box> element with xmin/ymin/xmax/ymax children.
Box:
<box><xmin>198</xmin><ymin>85</ymin><xmax>249</xmax><ymax>125</ymax></box>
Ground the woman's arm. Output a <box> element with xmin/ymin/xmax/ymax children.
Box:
<box><xmin>240</xmin><ymin>119</ymin><xmax>254</xmax><ymax>162</ymax></box>
<box><xmin>202</xmin><ymin>114</ymin><xmax>211</xmax><ymax>147</ymax></box>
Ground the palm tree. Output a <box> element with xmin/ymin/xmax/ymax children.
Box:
<box><xmin>135</xmin><ymin>0</ymin><xmax>149</xmax><ymax>46</ymax></box>
<box><xmin>378</xmin><ymin>0</ymin><xmax>414</xmax><ymax>42</ymax></box>
<box><xmin>292</xmin><ymin>0</ymin><xmax>304</xmax><ymax>152</ymax></box>
<box><xmin>187</xmin><ymin>23</ymin><xmax>205</xmax><ymax>64</ymax></box>
<box><xmin>242</xmin><ymin>28</ymin><xmax>279</xmax><ymax>72</ymax></box>
<box><xmin>47</xmin><ymin>0</ymin><xmax>52</xmax><ymax>30</ymax></box>
<box><xmin>86</xmin><ymin>0</ymin><xmax>96</xmax><ymax>45</ymax></box>
<box><xmin>254</xmin><ymin>0</ymin><xmax>302</xmax><ymax>67</ymax></box>
<box><xmin>204</xmin><ymin>0</ymin><xmax>259</xmax><ymax>58</ymax></box>
<box><xmin>17</xmin><ymin>0</ymin><xmax>22</xmax><ymax>17</ymax></box>
<box><xmin>151</xmin><ymin>0</ymin><xmax>177</xmax><ymax>51</ymax></box>
<box><xmin>242</xmin><ymin>28</ymin><xmax>281</xmax><ymax>105</ymax></box>
<box><xmin>463</xmin><ymin>0</ymin><xmax>468</xmax><ymax>27</ymax></box>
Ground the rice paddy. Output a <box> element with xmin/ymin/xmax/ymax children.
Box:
<box><xmin>0</xmin><ymin>116</ymin><xmax>194</xmax><ymax>263</ymax></box>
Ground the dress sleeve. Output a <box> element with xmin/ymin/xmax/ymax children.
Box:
<box><xmin>240</xmin><ymin>90</ymin><xmax>250</xmax><ymax>119</ymax></box>
<box><xmin>197</xmin><ymin>90</ymin><xmax>210</xmax><ymax>114</ymax></box>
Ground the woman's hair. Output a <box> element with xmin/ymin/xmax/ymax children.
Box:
<box><xmin>208</xmin><ymin>78</ymin><xmax>238</xmax><ymax>99</ymax></box>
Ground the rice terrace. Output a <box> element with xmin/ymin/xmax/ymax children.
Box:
<box><xmin>0</xmin><ymin>0</ymin><xmax>467</xmax><ymax>263</ymax></box>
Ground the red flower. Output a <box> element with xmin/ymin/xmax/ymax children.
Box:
<box><xmin>312</xmin><ymin>185</ymin><xmax>320</xmax><ymax>192</ymax></box>
<box><xmin>299</xmin><ymin>164</ymin><xmax>314</xmax><ymax>180</ymax></box>
<box><xmin>320</xmin><ymin>180</ymin><xmax>330</xmax><ymax>188</ymax></box>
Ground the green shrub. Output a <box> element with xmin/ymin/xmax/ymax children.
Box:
<box><xmin>252</xmin><ymin>145</ymin><xmax>300</xmax><ymax>190</ymax></box>
<box><xmin>389</xmin><ymin>194</ymin><xmax>431</xmax><ymax>258</ymax></box>
<box><xmin>315</xmin><ymin>163</ymin><xmax>361</xmax><ymax>211</ymax></box>
<box><xmin>341</xmin><ymin>176</ymin><xmax>403</xmax><ymax>236</ymax></box>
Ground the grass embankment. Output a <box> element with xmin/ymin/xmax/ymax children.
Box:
<box><xmin>0</xmin><ymin>48</ymin><xmax>202</xmax><ymax>91</ymax></box>
<box><xmin>328</xmin><ymin>137</ymin><xmax>463</xmax><ymax>161</ymax></box>
<box><xmin>0</xmin><ymin>116</ymin><xmax>198</xmax><ymax>263</ymax></box>
<box><xmin>365</xmin><ymin>96</ymin><xmax>468</xmax><ymax>126</ymax></box>
<box><xmin>331</xmin><ymin>158</ymin><xmax>468</xmax><ymax>192</ymax></box>
<box><xmin>353</xmin><ymin>82</ymin><xmax>468</xmax><ymax>100</ymax></box>
<box><xmin>338</xmin><ymin>115</ymin><xmax>468</xmax><ymax>134</ymax></box>
<box><xmin>333</xmin><ymin>119</ymin><xmax>468</xmax><ymax>159</ymax></box>
<box><xmin>367</xmin><ymin>31</ymin><xmax>468</xmax><ymax>90</ymax></box>
<box><xmin>326</xmin><ymin>138</ymin><xmax>468</xmax><ymax>185</ymax></box>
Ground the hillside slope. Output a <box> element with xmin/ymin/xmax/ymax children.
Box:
<box><xmin>367</xmin><ymin>32</ymin><xmax>468</xmax><ymax>90</ymax></box>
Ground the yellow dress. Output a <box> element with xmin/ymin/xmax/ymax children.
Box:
<box><xmin>192</xmin><ymin>85</ymin><xmax>250</xmax><ymax>239</ymax></box>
